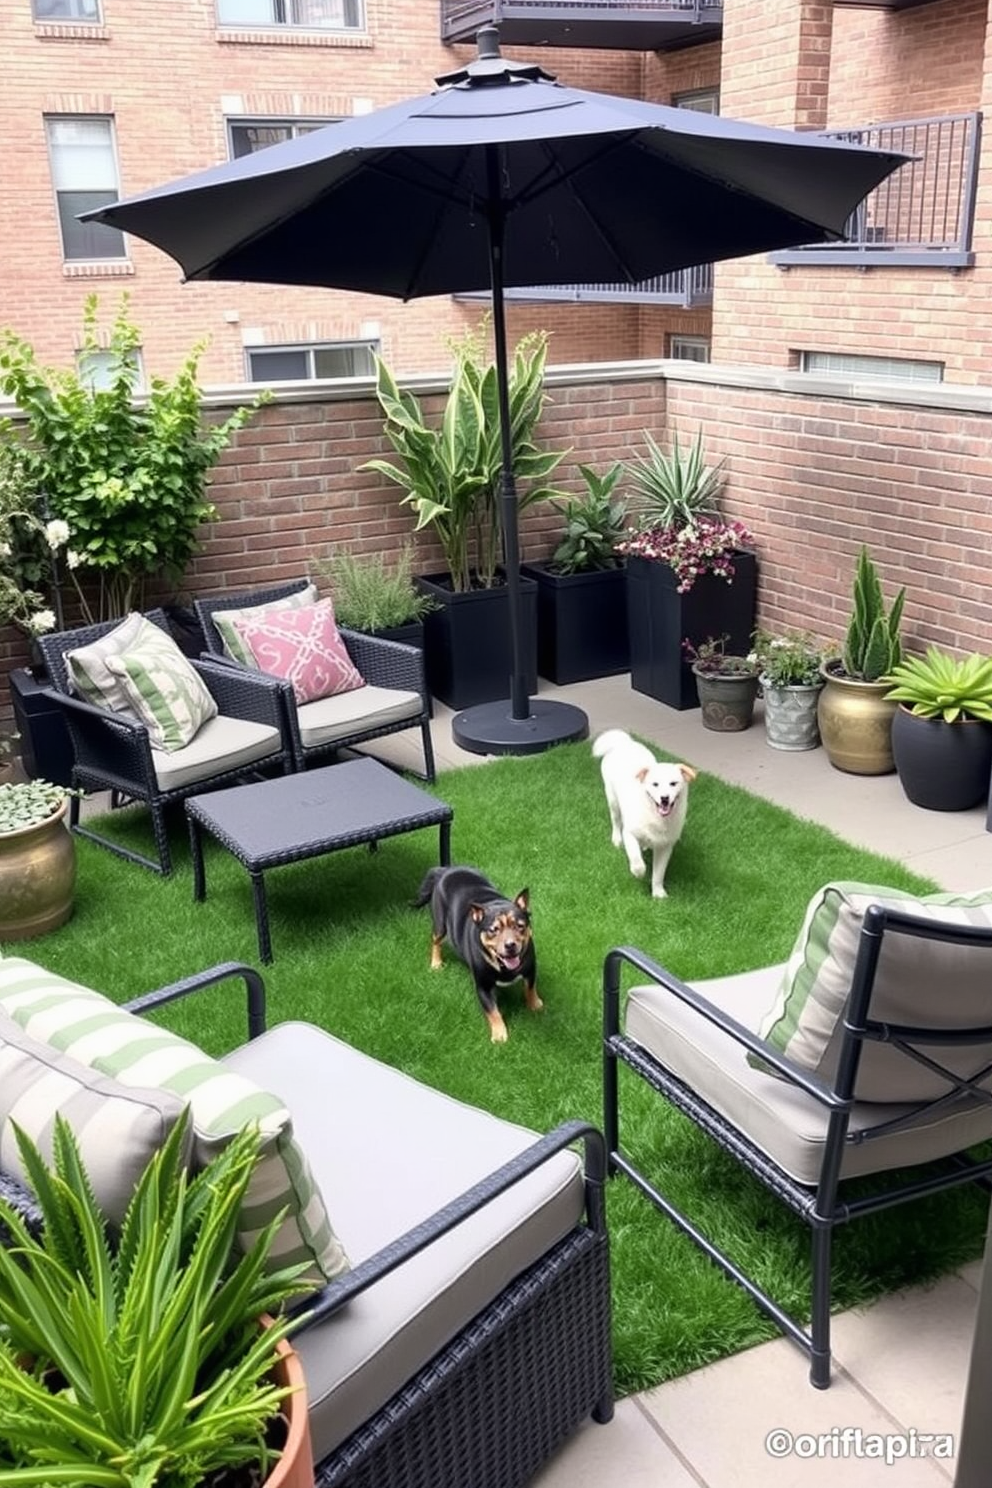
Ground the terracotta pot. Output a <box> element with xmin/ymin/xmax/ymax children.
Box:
<box><xmin>264</xmin><ymin>1331</ymin><xmax>315</xmax><ymax>1488</ymax></box>
<box><xmin>0</xmin><ymin>798</ymin><xmax>76</xmax><ymax>941</ymax></box>
<box><xmin>817</xmin><ymin>664</ymin><xmax>898</xmax><ymax>775</ymax></box>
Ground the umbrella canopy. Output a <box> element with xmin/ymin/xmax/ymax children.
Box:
<box><xmin>84</xmin><ymin>28</ymin><xmax>907</xmax><ymax>755</ymax></box>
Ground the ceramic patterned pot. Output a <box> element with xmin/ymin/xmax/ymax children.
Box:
<box><xmin>817</xmin><ymin>664</ymin><xmax>898</xmax><ymax>775</ymax></box>
<box><xmin>760</xmin><ymin>677</ymin><xmax>824</xmax><ymax>751</ymax></box>
<box><xmin>0</xmin><ymin>799</ymin><xmax>76</xmax><ymax>941</ymax></box>
<box><xmin>692</xmin><ymin>666</ymin><xmax>760</xmax><ymax>732</ymax></box>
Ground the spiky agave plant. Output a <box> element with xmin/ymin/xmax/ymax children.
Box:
<box><xmin>0</xmin><ymin>1113</ymin><xmax>313</xmax><ymax>1488</ymax></box>
<box><xmin>841</xmin><ymin>545</ymin><xmax>907</xmax><ymax>681</ymax></box>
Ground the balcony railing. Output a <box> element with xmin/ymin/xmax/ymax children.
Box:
<box><xmin>771</xmin><ymin>111</ymin><xmax>980</xmax><ymax>269</ymax></box>
<box><xmin>454</xmin><ymin>262</ymin><xmax>713</xmax><ymax>307</ymax></box>
<box><xmin>440</xmin><ymin>0</ymin><xmax>723</xmax><ymax>52</ymax></box>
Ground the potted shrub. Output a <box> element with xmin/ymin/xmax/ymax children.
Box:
<box><xmin>521</xmin><ymin>461</ymin><xmax>630</xmax><ymax>684</ymax></box>
<box><xmin>359</xmin><ymin>325</ymin><xmax>566</xmax><ymax>708</ymax></box>
<box><xmin>0</xmin><ymin>1112</ymin><xmax>315</xmax><ymax>1488</ymax></box>
<box><xmin>685</xmin><ymin>634</ymin><xmax>761</xmax><ymax>732</ymax></box>
<box><xmin>617</xmin><ymin>429</ymin><xmax>757</xmax><ymax>710</ymax></box>
<box><xmin>312</xmin><ymin>542</ymin><xmax>437</xmax><ymax>647</ymax></box>
<box><xmin>751</xmin><ymin>629</ymin><xmax>830</xmax><ymax>751</ymax></box>
<box><xmin>818</xmin><ymin>545</ymin><xmax>907</xmax><ymax>775</ymax></box>
<box><xmin>0</xmin><ymin>778</ymin><xmax>77</xmax><ymax>941</ymax></box>
<box><xmin>884</xmin><ymin>646</ymin><xmax>992</xmax><ymax>810</ymax></box>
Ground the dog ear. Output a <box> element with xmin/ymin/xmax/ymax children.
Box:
<box><xmin>515</xmin><ymin>889</ymin><xmax>530</xmax><ymax>912</ymax></box>
<box><xmin>470</xmin><ymin>903</ymin><xmax>486</xmax><ymax>923</ymax></box>
<box><xmin>678</xmin><ymin>763</ymin><xmax>698</xmax><ymax>783</ymax></box>
<box><xmin>635</xmin><ymin>766</ymin><xmax>649</xmax><ymax>783</ymax></box>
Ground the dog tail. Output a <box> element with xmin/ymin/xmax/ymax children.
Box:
<box><xmin>592</xmin><ymin>728</ymin><xmax>631</xmax><ymax>759</ymax></box>
<box><xmin>411</xmin><ymin>865</ymin><xmax>446</xmax><ymax>910</ymax></box>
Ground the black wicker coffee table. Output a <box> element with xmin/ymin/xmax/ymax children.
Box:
<box><xmin>185</xmin><ymin>758</ymin><xmax>452</xmax><ymax>963</ymax></box>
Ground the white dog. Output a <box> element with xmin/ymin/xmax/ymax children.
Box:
<box><xmin>592</xmin><ymin>730</ymin><xmax>697</xmax><ymax>899</ymax></box>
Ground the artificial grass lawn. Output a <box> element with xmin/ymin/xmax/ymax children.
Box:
<box><xmin>15</xmin><ymin>740</ymin><xmax>990</xmax><ymax>1395</ymax></box>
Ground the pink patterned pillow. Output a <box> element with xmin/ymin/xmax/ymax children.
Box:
<box><xmin>232</xmin><ymin>600</ymin><xmax>365</xmax><ymax>705</ymax></box>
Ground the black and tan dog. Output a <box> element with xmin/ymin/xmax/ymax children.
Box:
<box><xmin>414</xmin><ymin>865</ymin><xmax>541</xmax><ymax>1043</ymax></box>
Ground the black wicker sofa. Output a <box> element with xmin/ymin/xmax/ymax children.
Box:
<box><xmin>0</xmin><ymin>957</ymin><xmax>614</xmax><ymax>1488</ymax></box>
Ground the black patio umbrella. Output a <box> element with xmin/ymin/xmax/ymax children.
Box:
<box><xmin>84</xmin><ymin>27</ymin><xmax>906</xmax><ymax>756</ymax></box>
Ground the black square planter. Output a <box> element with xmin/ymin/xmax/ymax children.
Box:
<box><xmin>417</xmin><ymin>572</ymin><xmax>537</xmax><ymax>710</ymax></box>
<box><xmin>9</xmin><ymin>667</ymin><xmax>75</xmax><ymax>787</ymax></box>
<box><xmin>521</xmin><ymin>562</ymin><xmax>629</xmax><ymax>685</ymax></box>
<box><xmin>626</xmin><ymin>551</ymin><xmax>758</xmax><ymax>710</ymax></box>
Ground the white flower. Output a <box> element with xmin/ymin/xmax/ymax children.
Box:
<box><xmin>27</xmin><ymin>608</ymin><xmax>57</xmax><ymax>635</ymax></box>
<box><xmin>65</xmin><ymin>549</ymin><xmax>81</xmax><ymax>570</ymax></box>
<box><xmin>44</xmin><ymin>519</ymin><xmax>70</xmax><ymax>550</ymax></box>
<box><xmin>0</xmin><ymin>541</ymin><xmax>10</xmax><ymax>559</ymax></box>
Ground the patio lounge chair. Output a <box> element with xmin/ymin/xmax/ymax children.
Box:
<box><xmin>602</xmin><ymin>882</ymin><xmax>992</xmax><ymax>1387</ymax></box>
<box><xmin>37</xmin><ymin>610</ymin><xmax>292</xmax><ymax>875</ymax></box>
<box><xmin>195</xmin><ymin>578</ymin><xmax>436</xmax><ymax>782</ymax></box>
<box><xmin>0</xmin><ymin>955</ymin><xmax>614</xmax><ymax>1488</ymax></box>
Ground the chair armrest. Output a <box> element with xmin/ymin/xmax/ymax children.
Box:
<box><xmin>604</xmin><ymin>945</ymin><xmax>842</xmax><ymax>1109</ymax></box>
<box><xmin>121</xmin><ymin>960</ymin><xmax>267</xmax><ymax>1042</ymax></box>
<box><xmin>341</xmin><ymin>628</ymin><xmax>427</xmax><ymax>698</ymax></box>
<box><xmin>38</xmin><ymin>687</ymin><xmax>158</xmax><ymax>794</ymax></box>
<box><xmin>0</xmin><ymin>1173</ymin><xmax>43</xmax><ymax>1238</ymax></box>
<box><xmin>192</xmin><ymin>657</ymin><xmax>290</xmax><ymax>731</ymax></box>
<box><xmin>287</xmin><ymin>1119</ymin><xmax>607</xmax><ymax>1333</ymax></box>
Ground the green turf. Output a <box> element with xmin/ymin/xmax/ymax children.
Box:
<box><xmin>10</xmin><ymin>741</ymin><xmax>989</xmax><ymax>1395</ymax></box>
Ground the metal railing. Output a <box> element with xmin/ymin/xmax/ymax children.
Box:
<box><xmin>771</xmin><ymin>111</ymin><xmax>981</xmax><ymax>269</ymax></box>
<box><xmin>441</xmin><ymin>0</ymin><xmax>722</xmax><ymax>43</ymax></box>
<box><xmin>455</xmin><ymin>262</ymin><xmax>713</xmax><ymax>307</ymax></box>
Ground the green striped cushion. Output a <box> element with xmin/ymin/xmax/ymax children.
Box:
<box><xmin>0</xmin><ymin>1008</ymin><xmax>191</xmax><ymax>1226</ymax></box>
<box><xmin>214</xmin><ymin>584</ymin><xmax>318</xmax><ymax>667</ymax></box>
<box><xmin>103</xmin><ymin>616</ymin><xmax>218</xmax><ymax>751</ymax></box>
<box><xmin>0</xmin><ymin>957</ymin><xmax>349</xmax><ymax>1283</ymax></box>
<box><xmin>756</xmin><ymin>882</ymin><xmax>992</xmax><ymax>1101</ymax></box>
<box><xmin>67</xmin><ymin>611</ymin><xmax>147</xmax><ymax>713</ymax></box>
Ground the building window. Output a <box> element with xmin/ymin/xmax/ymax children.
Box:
<box><xmin>46</xmin><ymin>117</ymin><xmax>125</xmax><ymax>262</ymax></box>
<box><xmin>34</xmin><ymin>0</ymin><xmax>101</xmax><ymax>18</ymax></box>
<box><xmin>76</xmin><ymin>348</ymin><xmax>143</xmax><ymax>392</ymax></box>
<box><xmin>674</xmin><ymin>88</ymin><xmax>719</xmax><ymax>115</ymax></box>
<box><xmin>246</xmin><ymin>341</ymin><xmax>379</xmax><ymax>382</ymax></box>
<box><xmin>669</xmin><ymin>336</ymin><xmax>711</xmax><ymax>364</ymax></box>
<box><xmin>228</xmin><ymin>118</ymin><xmax>335</xmax><ymax>159</ymax></box>
<box><xmin>217</xmin><ymin>0</ymin><xmax>363</xmax><ymax>28</ymax></box>
<box><xmin>798</xmin><ymin>351</ymin><xmax>943</xmax><ymax>384</ymax></box>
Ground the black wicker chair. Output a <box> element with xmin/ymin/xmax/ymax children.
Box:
<box><xmin>37</xmin><ymin>611</ymin><xmax>293</xmax><ymax>875</ymax></box>
<box><xmin>0</xmin><ymin>959</ymin><xmax>614</xmax><ymax>1488</ymax></box>
<box><xmin>195</xmin><ymin>579</ymin><xmax>435</xmax><ymax>782</ymax></box>
<box><xmin>603</xmin><ymin>898</ymin><xmax>992</xmax><ymax>1388</ymax></box>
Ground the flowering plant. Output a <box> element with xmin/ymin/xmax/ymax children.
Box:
<box><xmin>617</xmin><ymin>515</ymin><xmax>754</xmax><ymax>593</ymax></box>
<box><xmin>0</xmin><ymin>438</ymin><xmax>95</xmax><ymax>636</ymax></box>
<box><xmin>683</xmin><ymin>634</ymin><xmax>759</xmax><ymax>677</ymax></box>
<box><xmin>750</xmin><ymin>629</ymin><xmax>831</xmax><ymax>688</ymax></box>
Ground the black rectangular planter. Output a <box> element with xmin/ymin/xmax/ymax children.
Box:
<box><xmin>9</xmin><ymin>667</ymin><xmax>76</xmax><ymax>787</ymax></box>
<box><xmin>417</xmin><ymin>572</ymin><xmax>537</xmax><ymax>710</ymax></box>
<box><xmin>521</xmin><ymin>562</ymin><xmax>629</xmax><ymax>685</ymax></box>
<box><xmin>626</xmin><ymin>551</ymin><xmax>758</xmax><ymax>710</ymax></box>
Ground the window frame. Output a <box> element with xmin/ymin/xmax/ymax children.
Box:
<box><xmin>226</xmin><ymin>117</ymin><xmax>338</xmax><ymax>160</ymax></box>
<box><xmin>669</xmin><ymin>335</ymin><xmax>712</xmax><ymax>364</ymax></box>
<box><xmin>245</xmin><ymin>340</ymin><xmax>380</xmax><ymax>384</ymax></box>
<box><xmin>798</xmin><ymin>350</ymin><xmax>944</xmax><ymax>385</ymax></box>
<box><xmin>216</xmin><ymin>0</ymin><xmax>365</xmax><ymax>31</ymax></box>
<box><xmin>45</xmin><ymin>114</ymin><xmax>127</xmax><ymax>264</ymax></box>
<box><xmin>33</xmin><ymin>0</ymin><xmax>102</xmax><ymax>20</ymax></box>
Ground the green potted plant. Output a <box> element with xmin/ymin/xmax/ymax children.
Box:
<box><xmin>818</xmin><ymin>545</ymin><xmax>907</xmax><ymax>775</ymax></box>
<box><xmin>0</xmin><ymin>1112</ymin><xmax>315</xmax><ymax>1488</ymax></box>
<box><xmin>312</xmin><ymin>542</ymin><xmax>437</xmax><ymax>647</ymax></box>
<box><xmin>359</xmin><ymin>324</ymin><xmax>566</xmax><ymax>708</ymax></box>
<box><xmin>521</xmin><ymin>461</ymin><xmax>630</xmax><ymax>684</ymax></box>
<box><xmin>684</xmin><ymin>634</ymin><xmax>761</xmax><ymax>732</ymax></box>
<box><xmin>617</xmin><ymin>429</ymin><xmax>757</xmax><ymax>711</ymax></box>
<box><xmin>0</xmin><ymin>778</ymin><xmax>77</xmax><ymax>941</ymax></box>
<box><xmin>751</xmin><ymin>629</ymin><xmax>831</xmax><ymax>751</ymax></box>
<box><xmin>883</xmin><ymin>646</ymin><xmax>992</xmax><ymax>810</ymax></box>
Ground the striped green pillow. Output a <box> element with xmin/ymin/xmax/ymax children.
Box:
<box><xmin>0</xmin><ymin>957</ymin><xmax>349</xmax><ymax>1283</ymax></box>
<box><xmin>756</xmin><ymin>882</ymin><xmax>992</xmax><ymax>1101</ymax></box>
<box><xmin>103</xmin><ymin>617</ymin><xmax>218</xmax><ymax>751</ymax></box>
<box><xmin>67</xmin><ymin>611</ymin><xmax>147</xmax><ymax>714</ymax></box>
<box><xmin>214</xmin><ymin>584</ymin><xmax>318</xmax><ymax>667</ymax></box>
<box><xmin>0</xmin><ymin>1008</ymin><xmax>191</xmax><ymax>1226</ymax></box>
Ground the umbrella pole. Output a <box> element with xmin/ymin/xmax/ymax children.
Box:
<box><xmin>450</xmin><ymin>144</ymin><xmax>589</xmax><ymax>759</ymax></box>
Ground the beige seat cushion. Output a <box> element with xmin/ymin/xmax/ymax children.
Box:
<box><xmin>625</xmin><ymin>968</ymin><xmax>992</xmax><ymax>1189</ymax></box>
<box><xmin>152</xmin><ymin>715</ymin><xmax>282</xmax><ymax>791</ymax></box>
<box><xmin>296</xmin><ymin>685</ymin><xmax>421</xmax><ymax>749</ymax></box>
<box><xmin>223</xmin><ymin>1023</ymin><xmax>585</xmax><ymax>1463</ymax></box>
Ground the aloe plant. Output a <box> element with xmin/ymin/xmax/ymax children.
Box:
<box><xmin>884</xmin><ymin>646</ymin><xmax>992</xmax><ymax>723</ymax></box>
<box><xmin>841</xmin><ymin>545</ymin><xmax>906</xmax><ymax>681</ymax></box>
<box><xmin>0</xmin><ymin>1113</ymin><xmax>312</xmax><ymax>1488</ymax></box>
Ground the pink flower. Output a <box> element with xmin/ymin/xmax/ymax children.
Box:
<box><xmin>617</xmin><ymin>516</ymin><xmax>754</xmax><ymax>593</ymax></box>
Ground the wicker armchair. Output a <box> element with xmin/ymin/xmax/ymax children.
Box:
<box><xmin>195</xmin><ymin>579</ymin><xmax>435</xmax><ymax>782</ymax></box>
<box><xmin>603</xmin><ymin>889</ymin><xmax>992</xmax><ymax>1388</ymax></box>
<box><xmin>37</xmin><ymin>610</ymin><xmax>292</xmax><ymax>875</ymax></box>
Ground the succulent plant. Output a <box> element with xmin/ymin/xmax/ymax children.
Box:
<box><xmin>841</xmin><ymin>546</ymin><xmax>906</xmax><ymax>681</ymax></box>
<box><xmin>884</xmin><ymin>647</ymin><xmax>992</xmax><ymax>723</ymax></box>
<box><xmin>0</xmin><ymin>778</ymin><xmax>72</xmax><ymax>834</ymax></box>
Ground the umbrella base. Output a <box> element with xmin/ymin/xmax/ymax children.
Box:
<box><xmin>451</xmin><ymin>697</ymin><xmax>589</xmax><ymax>757</ymax></box>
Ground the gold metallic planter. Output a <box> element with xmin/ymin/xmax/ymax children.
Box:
<box><xmin>0</xmin><ymin>799</ymin><xmax>76</xmax><ymax>941</ymax></box>
<box><xmin>817</xmin><ymin>665</ymin><xmax>897</xmax><ymax>775</ymax></box>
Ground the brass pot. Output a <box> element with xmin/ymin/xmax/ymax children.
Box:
<box><xmin>817</xmin><ymin>664</ymin><xmax>897</xmax><ymax>775</ymax></box>
<box><xmin>0</xmin><ymin>799</ymin><xmax>76</xmax><ymax>941</ymax></box>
